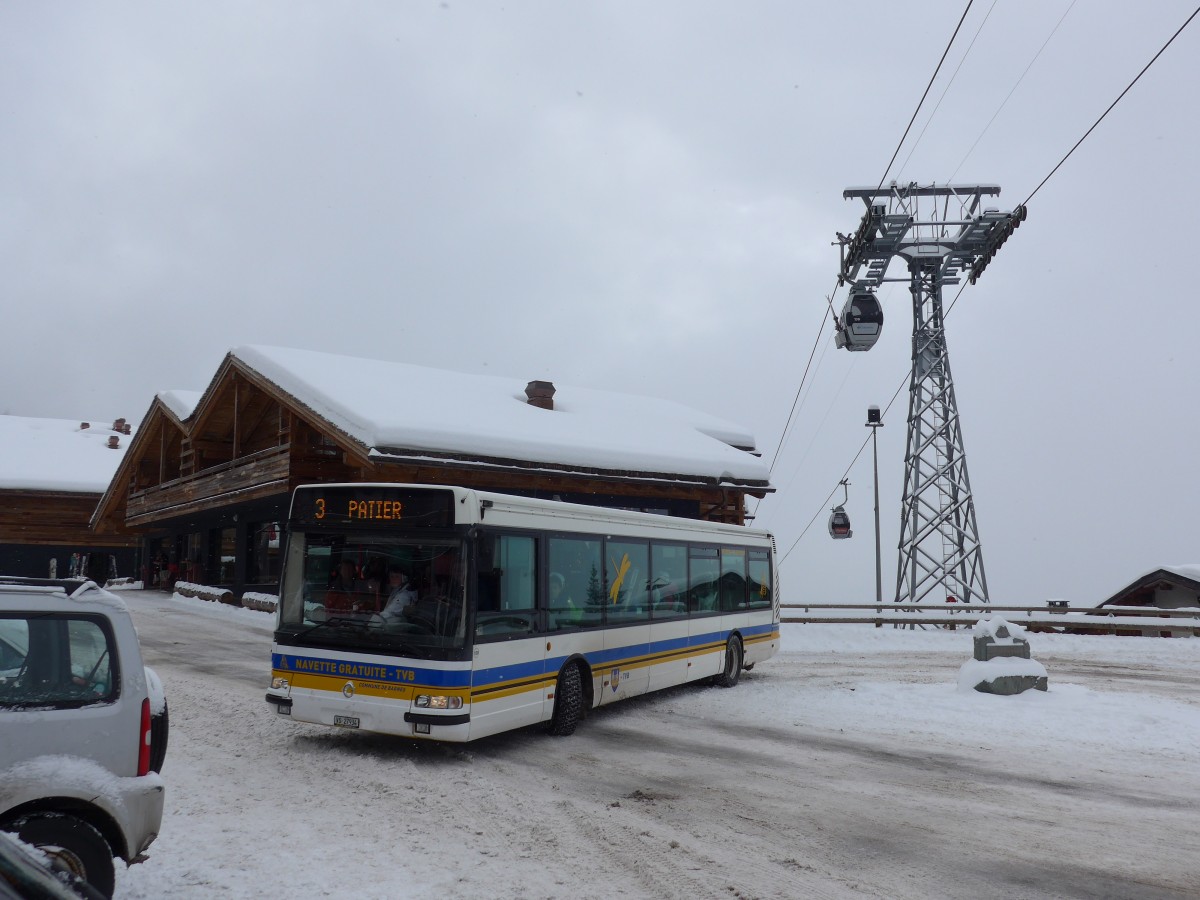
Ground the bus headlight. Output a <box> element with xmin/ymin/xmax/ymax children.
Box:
<box><xmin>414</xmin><ymin>695</ymin><xmax>463</xmax><ymax>710</ymax></box>
<box><xmin>271</xmin><ymin>677</ymin><xmax>290</xmax><ymax>691</ymax></box>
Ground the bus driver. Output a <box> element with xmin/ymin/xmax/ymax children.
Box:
<box><xmin>380</xmin><ymin>565</ymin><xmax>417</xmax><ymax>621</ymax></box>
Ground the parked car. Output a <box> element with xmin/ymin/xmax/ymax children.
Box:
<box><xmin>0</xmin><ymin>579</ymin><xmax>168</xmax><ymax>899</ymax></box>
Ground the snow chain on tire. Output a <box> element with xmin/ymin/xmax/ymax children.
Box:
<box><xmin>549</xmin><ymin>663</ymin><xmax>583</xmax><ymax>736</ymax></box>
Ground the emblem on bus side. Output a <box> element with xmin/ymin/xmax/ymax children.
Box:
<box><xmin>610</xmin><ymin>668</ymin><xmax>620</xmax><ymax>693</ymax></box>
<box><xmin>342</xmin><ymin>682</ymin><xmax>356</xmax><ymax>698</ymax></box>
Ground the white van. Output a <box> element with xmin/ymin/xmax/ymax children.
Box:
<box><xmin>0</xmin><ymin>579</ymin><xmax>167</xmax><ymax>899</ymax></box>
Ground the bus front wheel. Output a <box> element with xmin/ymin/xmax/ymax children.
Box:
<box><xmin>548</xmin><ymin>663</ymin><xmax>583</xmax><ymax>736</ymax></box>
<box><xmin>715</xmin><ymin>637</ymin><xmax>742</xmax><ymax>688</ymax></box>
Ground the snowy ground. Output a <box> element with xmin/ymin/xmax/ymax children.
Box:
<box><xmin>113</xmin><ymin>591</ymin><xmax>1200</xmax><ymax>899</ymax></box>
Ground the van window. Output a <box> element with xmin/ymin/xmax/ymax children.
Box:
<box><xmin>0</xmin><ymin>615</ymin><xmax>118</xmax><ymax>709</ymax></box>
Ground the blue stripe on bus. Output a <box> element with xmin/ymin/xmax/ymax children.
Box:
<box><xmin>471</xmin><ymin>658</ymin><xmax>547</xmax><ymax>686</ymax></box>
<box><xmin>272</xmin><ymin>653</ymin><xmax>472</xmax><ymax>688</ymax></box>
<box><xmin>276</xmin><ymin>620</ymin><xmax>778</xmax><ymax>694</ymax></box>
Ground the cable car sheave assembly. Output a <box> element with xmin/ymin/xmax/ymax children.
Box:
<box><xmin>832</xmin><ymin>182</ymin><xmax>1025</xmax><ymax>605</ymax></box>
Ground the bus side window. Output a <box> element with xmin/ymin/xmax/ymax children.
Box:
<box><xmin>747</xmin><ymin>550</ymin><xmax>772</xmax><ymax>609</ymax></box>
<box><xmin>475</xmin><ymin>535</ymin><xmax>537</xmax><ymax>639</ymax></box>
<box><xmin>719</xmin><ymin>548</ymin><xmax>747</xmax><ymax>611</ymax></box>
<box><xmin>547</xmin><ymin>537</ymin><xmax>603</xmax><ymax>631</ymax></box>
<box><xmin>650</xmin><ymin>542</ymin><xmax>687</xmax><ymax>618</ymax></box>
<box><xmin>687</xmin><ymin>546</ymin><xmax>720</xmax><ymax>614</ymax></box>
<box><xmin>606</xmin><ymin>540</ymin><xmax>649</xmax><ymax>624</ymax></box>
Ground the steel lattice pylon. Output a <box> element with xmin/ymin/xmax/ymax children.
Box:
<box><xmin>897</xmin><ymin>261</ymin><xmax>987</xmax><ymax>603</ymax></box>
<box><xmin>836</xmin><ymin>183</ymin><xmax>1026</xmax><ymax>605</ymax></box>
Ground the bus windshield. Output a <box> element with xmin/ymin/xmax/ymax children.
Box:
<box><xmin>278</xmin><ymin>531</ymin><xmax>467</xmax><ymax>655</ymax></box>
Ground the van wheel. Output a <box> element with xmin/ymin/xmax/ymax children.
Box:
<box><xmin>548</xmin><ymin>663</ymin><xmax>583</xmax><ymax>736</ymax></box>
<box><xmin>13</xmin><ymin>812</ymin><xmax>115</xmax><ymax>898</ymax></box>
<box><xmin>715</xmin><ymin>637</ymin><xmax>742</xmax><ymax>688</ymax></box>
<box><xmin>149</xmin><ymin>700</ymin><xmax>170</xmax><ymax>773</ymax></box>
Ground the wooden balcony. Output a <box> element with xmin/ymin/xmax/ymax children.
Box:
<box><xmin>126</xmin><ymin>447</ymin><xmax>291</xmax><ymax>526</ymax></box>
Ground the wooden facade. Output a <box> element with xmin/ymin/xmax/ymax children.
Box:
<box><xmin>93</xmin><ymin>353</ymin><xmax>771</xmax><ymax>596</ymax></box>
<box><xmin>0</xmin><ymin>488</ymin><xmax>137</xmax><ymax>580</ymax></box>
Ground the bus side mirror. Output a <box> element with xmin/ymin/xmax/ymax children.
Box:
<box><xmin>477</xmin><ymin>533</ymin><xmax>496</xmax><ymax>571</ymax></box>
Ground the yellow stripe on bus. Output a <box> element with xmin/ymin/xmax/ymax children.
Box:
<box><xmin>276</xmin><ymin>631</ymin><xmax>779</xmax><ymax>704</ymax></box>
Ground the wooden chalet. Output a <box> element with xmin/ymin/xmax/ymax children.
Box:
<box><xmin>1095</xmin><ymin>567</ymin><xmax>1200</xmax><ymax>612</ymax></box>
<box><xmin>92</xmin><ymin>346</ymin><xmax>773</xmax><ymax>596</ymax></box>
<box><xmin>1066</xmin><ymin>566</ymin><xmax>1200</xmax><ymax>638</ymax></box>
<box><xmin>0</xmin><ymin>415</ymin><xmax>138</xmax><ymax>580</ymax></box>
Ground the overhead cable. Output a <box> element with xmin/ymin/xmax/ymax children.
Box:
<box><xmin>1022</xmin><ymin>4</ymin><xmax>1200</xmax><ymax>207</ymax></box>
<box><xmin>766</xmin><ymin>303</ymin><xmax>832</xmax><ymax>476</ymax></box>
<box><xmin>872</xmin><ymin>0</ymin><xmax>975</xmax><ymax>193</ymax></box>
<box><xmin>898</xmin><ymin>0</ymin><xmax>999</xmax><ymax>180</ymax></box>
<box><xmin>949</xmin><ymin>0</ymin><xmax>1077</xmax><ymax>182</ymax></box>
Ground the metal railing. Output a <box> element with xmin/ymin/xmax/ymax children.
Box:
<box><xmin>779</xmin><ymin>603</ymin><xmax>1200</xmax><ymax>636</ymax></box>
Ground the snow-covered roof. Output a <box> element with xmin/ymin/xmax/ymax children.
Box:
<box><xmin>1097</xmin><ymin>564</ymin><xmax>1200</xmax><ymax>609</ymax></box>
<box><xmin>157</xmin><ymin>390</ymin><xmax>203</xmax><ymax>422</ymax></box>
<box><xmin>1161</xmin><ymin>564</ymin><xmax>1200</xmax><ymax>582</ymax></box>
<box><xmin>0</xmin><ymin>415</ymin><xmax>134</xmax><ymax>493</ymax></box>
<box><xmin>231</xmin><ymin>346</ymin><xmax>770</xmax><ymax>484</ymax></box>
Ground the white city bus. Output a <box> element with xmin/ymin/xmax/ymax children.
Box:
<box><xmin>266</xmin><ymin>484</ymin><xmax>779</xmax><ymax>742</ymax></box>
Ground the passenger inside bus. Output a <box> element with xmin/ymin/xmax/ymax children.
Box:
<box><xmin>549</xmin><ymin>572</ymin><xmax>581</xmax><ymax>626</ymax></box>
<box><xmin>361</xmin><ymin>557</ymin><xmax>387</xmax><ymax>601</ymax></box>
<box><xmin>326</xmin><ymin>559</ymin><xmax>374</xmax><ymax>613</ymax></box>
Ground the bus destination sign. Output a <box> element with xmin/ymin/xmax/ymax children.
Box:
<box><xmin>291</xmin><ymin>487</ymin><xmax>454</xmax><ymax>528</ymax></box>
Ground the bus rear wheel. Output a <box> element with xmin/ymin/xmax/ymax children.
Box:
<box><xmin>715</xmin><ymin>637</ymin><xmax>742</xmax><ymax>688</ymax></box>
<box><xmin>548</xmin><ymin>663</ymin><xmax>583</xmax><ymax>736</ymax></box>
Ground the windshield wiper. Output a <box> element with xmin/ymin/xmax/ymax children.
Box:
<box><xmin>294</xmin><ymin>616</ymin><xmax>366</xmax><ymax>639</ymax></box>
<box><xmin>291</xmin><ymin>619</ymin><xmax>429</xmax><ymax>657</ymax></box>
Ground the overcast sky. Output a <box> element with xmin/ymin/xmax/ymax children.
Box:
<box><xmin>2</xmin><ymin>2</ymin><xmax>1197</xmax><ymax>607</ymax></box>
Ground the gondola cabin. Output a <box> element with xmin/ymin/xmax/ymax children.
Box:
<box><xmin>828</xmin><ymin>506</ymin><xmax>852</xmax><ymax>539</ymax></box>
<box><xmin>834</xmin><ymin>287</ymin><xmax>883</xmax><ymax>352</ymax></box>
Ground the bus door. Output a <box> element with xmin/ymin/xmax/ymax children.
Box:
<box><xmin>600</xmin><ymin>540</ymin><xmax>651</xmax><ymax>703</ymax></box>
<box><xmin>471</xmin><ymin>534</ymin><xmax>546</xmax><ymax>733</ymax></box>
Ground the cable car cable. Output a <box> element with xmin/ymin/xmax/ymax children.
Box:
<box><xmin>777</xmin><ymin>357</ymin><xmax>911</xmax><ymax>567</ymax></box>
<box><xmin>948</xmin><ymin>0</ymin><xmax>1078</xmax><ymax>183</ymax></box>
<box><xmin>1021</xmin><ymin>3</ymin><xmax>1200</xmax><ymax>208</ymax></box>
<box><xmin>897</xmin><ymin>0</ymin><xmax>999</xmax><ymax>181</ymax></box>
<box><xmin>870</xmin><ymin>0</ymin><xmax>975</xmax><ymax>197</ymax></box>
<box><xmin>766</xmin><ymin>302</ymin><xmax>833</xmax><ymax>477</ymax></box>
<box><xmin>762</xmin><ymin>349</ymin><xmax>856</xmax><ymax>526</ymax></box>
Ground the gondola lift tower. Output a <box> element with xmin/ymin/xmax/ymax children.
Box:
<box><xmin>834</xmin><ymin>182</ymin><xmax>1025</xmax><ymax>605</ymax></box>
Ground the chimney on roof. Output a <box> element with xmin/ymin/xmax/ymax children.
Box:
<box><xmin>107</xmin><ymin>436</ymin><xmax>120</xmax><ymax>449</ymax></box>
<box><xmin>525</xmin><ymin>380</ymin><xmax>555</xmax><ymax>411</ymax></box>
<box><xmin>112</xmin><ymin>418</ymin><xmax>126</xmax><ymax>433</ymax></box>
<box><xmin>123</xmin><ymin>423</ymin><xmax>132</xmax><ymax>435</ymax></box>
<box><xmin>80</xmin><ymin>422</ymin><xmax>90</xmax><ymax>430</ymax></box>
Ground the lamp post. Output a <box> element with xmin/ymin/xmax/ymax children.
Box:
<box><xmin>866</xmin><ymin>406</ymin><xmax>883</xmax><ymax>626</ymax></box>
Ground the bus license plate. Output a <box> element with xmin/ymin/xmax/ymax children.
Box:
<box><xmin>333</xmin><ymin>715</ymin><xmax>360</xmax><ymax>728</ymax></box>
